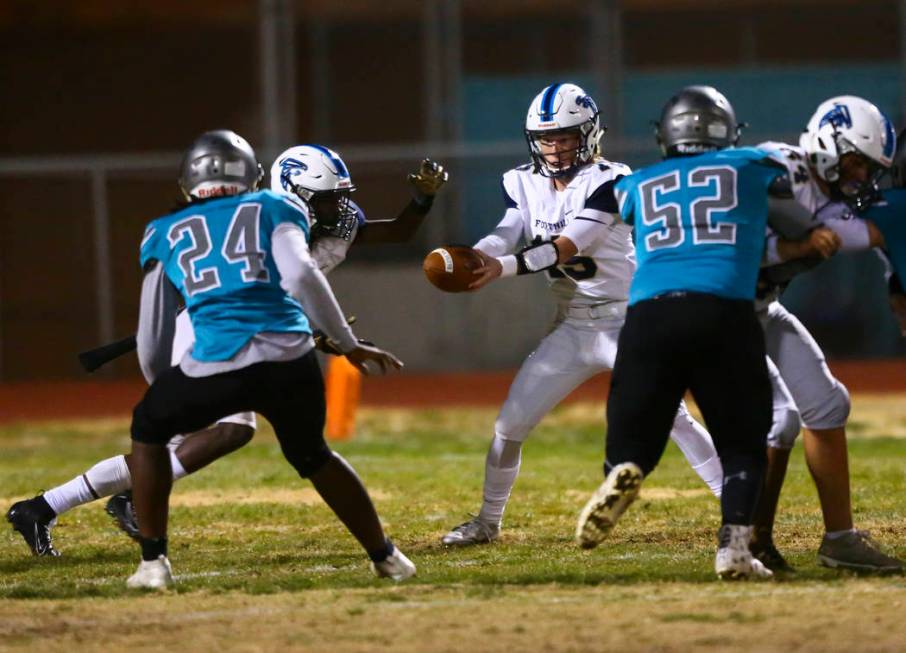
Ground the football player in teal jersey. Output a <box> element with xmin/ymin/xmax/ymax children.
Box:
<box><xmin>121</xmin><ymin>130</ymin><xmax>415</xmax><ymax>589</ymax></box>
<box><xmin>6</xmin><ymin>143</ymin><xmax>446</xmax><ymax>559</ymax></box>
<box><xmin>575</xmin><ymin>86</ymin><xmax>818</xmax><ymax>579</ymax></box>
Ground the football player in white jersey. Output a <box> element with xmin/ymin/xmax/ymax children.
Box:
<box><xmin>6</xmin><ymin>145</ymin><xmax>447</xmax><ymax>558</ymax></box>
<box><xmin>748</xmin><ymin>96</ymin><xmax>902</xmax><ymax>572</ymax></box>
<box><xmin>441</xmin><ymin>83</ymin><xmax>724</xmax><ymax>547</ymax></box>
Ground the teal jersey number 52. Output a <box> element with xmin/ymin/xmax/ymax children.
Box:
<box><xmin>140</xmin><ymin>190</ymin><xmax>312</xmax><ymax>362</ymax></box>
<box><xmin>615</xmin><ymin>147</ymin><xmax>784</xmax><ymax>304</ymax></box>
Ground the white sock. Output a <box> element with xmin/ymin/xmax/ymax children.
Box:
<box><xmin>478</xmin><ymin>463</ymin><xmax>520</xmax><ymax>526</ymax></box>
<box><xmin>825</xmin><ymin>528</ymin><xmax>857</xmax><ymax>540</ymax></box>
<box><xmin>669</xmin><ymin>404</ymin><xmax>723</xmax><ymax>496</ymax></box>
<box><xmin>693</xmin><ymin>456</ymin><xmax>724</xmax><ymax>498</ymax></box>
<box><xmin>477</xmin><ymin>435</ymin><xmax>523</xmax><ymax>526</ymax></box>
<box><xmin>43</xmin><ymin>454</ymin><xmax>132</xmax><ymax>515</ymax></box>
<box><xmin>169</xmin><ymin>449</ymin><xmax>188</xmax><ymax>481</ymax></box>
<box><xmin>43</xmin><ymin>476</ymin><xmax>97</xmax><ymax>516</ymax></box>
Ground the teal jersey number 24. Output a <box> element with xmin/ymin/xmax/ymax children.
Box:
<box><xmin>140</xmin><ymin>190</ymin><xmax>313</xmax><ymax>362</ymax></box>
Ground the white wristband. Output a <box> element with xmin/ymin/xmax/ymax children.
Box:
<box><xmin>497</xmin><ymin>255</ymin><xmax>518</xmax><ymax>278</ymax></box>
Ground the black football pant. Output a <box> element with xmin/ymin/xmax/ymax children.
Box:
<box><xmin>132</xmin><ymin>350</ymin><xmax>330</xmax><ymax>477</ymax></box>
<box><xmin>605</xmin><ymin>292</ymin><xmax>771</xmax><ymax>526</ymax></box>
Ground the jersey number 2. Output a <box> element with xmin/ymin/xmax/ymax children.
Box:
<box><xmin>167</xmin><ymin>203</ymin><xmax>270</xmax><ymax>296</ymax></box>
<box><xmin>638</xmin><ymin>166</ymin><xmax>738</xmax><ymax>253</ymax></box>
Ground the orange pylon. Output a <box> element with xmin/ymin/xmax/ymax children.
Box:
<box><xmin>325</xmin><ymin>356</ymin><xmax>362</xmax><ymax>440</ymax></box>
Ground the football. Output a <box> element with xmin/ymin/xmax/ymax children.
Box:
<box><xmin>423</xmin><ymin>246</ymin><xmax>484</xmax><ymax>293</ymax></box>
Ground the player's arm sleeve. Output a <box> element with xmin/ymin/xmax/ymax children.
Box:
<box><xmin>271</xmin><ymin>223</ymin><xmax>357</xmax><ymax>352</ymax></box>
<box><xmin>355</xmin><ymin>197</ymin><xmax>432</xmax><ymax>245</ymax></box>
<box><xmin>136</xmin><ymin>261</ymin><xmax>180</xmax><ymax>384</ymax></box>
<box><xmin>311</xmin><ymin>235</ymin><xmax>353</xmax><ymax>274</ymax></box>
<box><xmin>764</xmin><ymin>168</ymin><xmax>815</xmax><ymax>240</ymax></box>
<box><xmin>474</xmin><ymin>208</ymin><xmax>524</xmax><ymax>257</ymax></box>
<box><xmin>563</xmin><ymin>177</ymin><xmax>623</xmax><ymax>252</ymax></box>
<box><xmin>820</xmin><ymin>216</ymin><xmax>872</xmax><ymax>251</ymax></box>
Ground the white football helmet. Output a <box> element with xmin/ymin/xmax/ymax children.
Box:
<box><xmin>799</xmin><ymin>95</ymin><xmax>896</xmax><ymax>202</ymax></box>
<box><xmin>525</xmin><ymin>83</ymin><xmax>605</xmax><ymax>177</ymax></box>
<box><xmin>270</xmin><ymin>144</ymin><xmax>358</xmax><ymax>239</ymax></box>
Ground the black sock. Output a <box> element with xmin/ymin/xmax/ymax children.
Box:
<box><xmin>140</xmin><ymin>537</ymin><xmax>168</xmax><ymax>561</ymax></box>
<box><xmin>367</xmin><ymin>538</ymin><xmax>394</xmax><ymax>563</ymax></box>
<box><xmin>721</xmin><ymin>469</ymin><xmax>762</xmax><ymax>526</ymax></box>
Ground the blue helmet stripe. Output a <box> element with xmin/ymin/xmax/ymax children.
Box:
<box><xmin>882</xmin><ymin>113</ymin><xmax>896</xmax><ymax>159</ymax></box>
<box><xmin>540</xmin><ymin>83</ymin><xmax>562</xmax><ymax>121</ymax></box>
<box><xmin>307</xmin><ymin>143</ymin><xmax>350</xmax><ymax>178</ymax></box>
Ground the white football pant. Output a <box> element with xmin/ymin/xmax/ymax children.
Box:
<box><xmin>477</xmin><ymin>311</ymin><xmax>723</xmax><ymax>527</ymax></box>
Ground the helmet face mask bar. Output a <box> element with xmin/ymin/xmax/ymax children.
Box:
<box><xmin>835</xmin><ymin>150</ymin><xmax>886</xmax><ymax>211</ymax></box>
<box><xmin>270</xmin><ymin>145</ymin><xmax>358</xmax><ymax>240</ymax></box>
<box><xmin>524</xmin><ymin>83</ymin><xmax>605</xmax><ymax>178</ymax></box>
<box><xmin>290</xmin><ymin>185</ymin><xmax>358</xmax><ymax>241</ymax></box>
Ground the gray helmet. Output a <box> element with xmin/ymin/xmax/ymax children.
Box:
<box><xmin>178</xmin><ymin>130</ymin><xmax>263</xmax><ymax>201</ymax></box>
<box><xmin>655</xmin><ymin>86</ymin><xmax>740</xmax><ymax>158</ymax></box>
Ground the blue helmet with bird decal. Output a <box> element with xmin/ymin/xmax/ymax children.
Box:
<box><xmin>800</xmin><ymin>96</ymin><xmax>895</xmax><ymax>206</ymax></box>
<box><xmin>270</xmin><ymin>144</ymin><xmax>358</xmax><ymax>240</ymax></box>
<box><xmin>524</xmin><ymin>83</ymin><xmax>605</xmax><ymax>178</ymax></box>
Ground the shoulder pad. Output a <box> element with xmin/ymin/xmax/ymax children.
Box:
<box><xmin>756</xmin><ymin>142</ymin><xmax>804</xmax><ymax>167</ymax></box>
<box><xmin>767</xmin><ymin>174</ymin><xmax>793</xmax><ymax>198</ymax></box>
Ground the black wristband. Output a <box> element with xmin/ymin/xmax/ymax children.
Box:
<box><xmin>411</xmin><ymin>195</ymin><xmax>434</xmax><ymax>213</ymax></box>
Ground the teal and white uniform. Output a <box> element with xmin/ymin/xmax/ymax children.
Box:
<box><xmin>615</xmin><ymin>147</ymin><xmax>785</xmax><ymax>304</ymax></box>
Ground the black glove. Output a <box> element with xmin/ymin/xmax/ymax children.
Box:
<box><xmin>312</xmin><ymin>315</ymin><xmax>357</xmax><ymax>355</ymax></box>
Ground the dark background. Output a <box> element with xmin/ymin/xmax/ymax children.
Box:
<box><xmin>1</xmin><ymin>0</ymin><xmax>903</xmax><ymax>380</ymax></box>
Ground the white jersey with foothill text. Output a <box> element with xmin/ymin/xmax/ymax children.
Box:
<box><xmin>474</xmin><ymin>159</ymin><xmax>635</xmax><ymax>309</ymax></box>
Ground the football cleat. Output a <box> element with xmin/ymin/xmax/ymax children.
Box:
<box><xmin>750</xmin><ymin>536</ymin><xmax>796</xmax><ymax>574</ymax></box>
<box><xmin>715</xmin><ymin>524</ymin><xmax>774</xmax><ymax>580</ymax></box>
<box><xmin>106</xmin><ymin>491</ymin><xmax>140</xmax><ymax>541</ymax></box>
<box><xmin>6</xmin><ymin>496</ymin><xmax>60</xmax><ymax>557</ymax></box>
<box><xmin>441</xmin><ymin>516</ymin><xmax>500</xmax><ymax>547</ymax></box>
<box><xmin>127</xmin><ymin>555</ymin><xmax>174</xmax><ymax>590</ymax></box>
<box><xmin>575</xmin><ymin>462</ymin><xmax>643</xmax><ymax>550</ymax></box>
<box><xmin>818</xmin><ymin>530</ymin><xmax>904</xmax><ymax>573</ymax></box>
<box><xmin>371</xmin><ymin>546</ymin><xmax>416</xmax><ymax>581</ymax></box>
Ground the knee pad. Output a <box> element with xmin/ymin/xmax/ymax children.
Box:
<box><xmin>766</xmin><ymin>406</ymin><xmax>801</xmax><ymax>450</ymax></box>
<box><xmin>493</xmin><ymin>410</ymin><xmax>533</xmax><ymax>444</ymax></box>
<box><xmin>284</xmin><ymin>442</ymin><xmax>333</xmax><ymax>478</ymax></box>
<box><xmin>131</xmin><ymin>402</ymin><xmax>172</xmax><ymax>445</ymax></box>
<box><xmin>800</xmin><ymin>382</ymin><xmax>851</xmax><ymax>430</ymax></box>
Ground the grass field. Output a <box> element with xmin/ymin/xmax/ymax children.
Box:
<box><xmin>1</xmin><ymin>396</ymin><xmax>905</xmax><ymax>652</ymax></box>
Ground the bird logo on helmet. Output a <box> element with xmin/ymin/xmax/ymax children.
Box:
<box><xmin>655</xmin><ymin>86</ymin><xmax>742</xmax><ymax>158</ymax></box>
<box><xmin>524</xmin><ymin>83</ymin><xmax>606</xmax><ymax>178</ymax></box>
<box><xmin>800</xmin><ymin>95</ymin><xmax>896</xmax><ymax>207</ymax></box>
<box><xmin>270</xmin><ymin>144</ymin><xmax>359</xmax><ymax>240</ymax></box>
<box><xmin>178</xmin><ymin>130</ymin><xmax>263</xmax><ymax>201</ymax></box>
